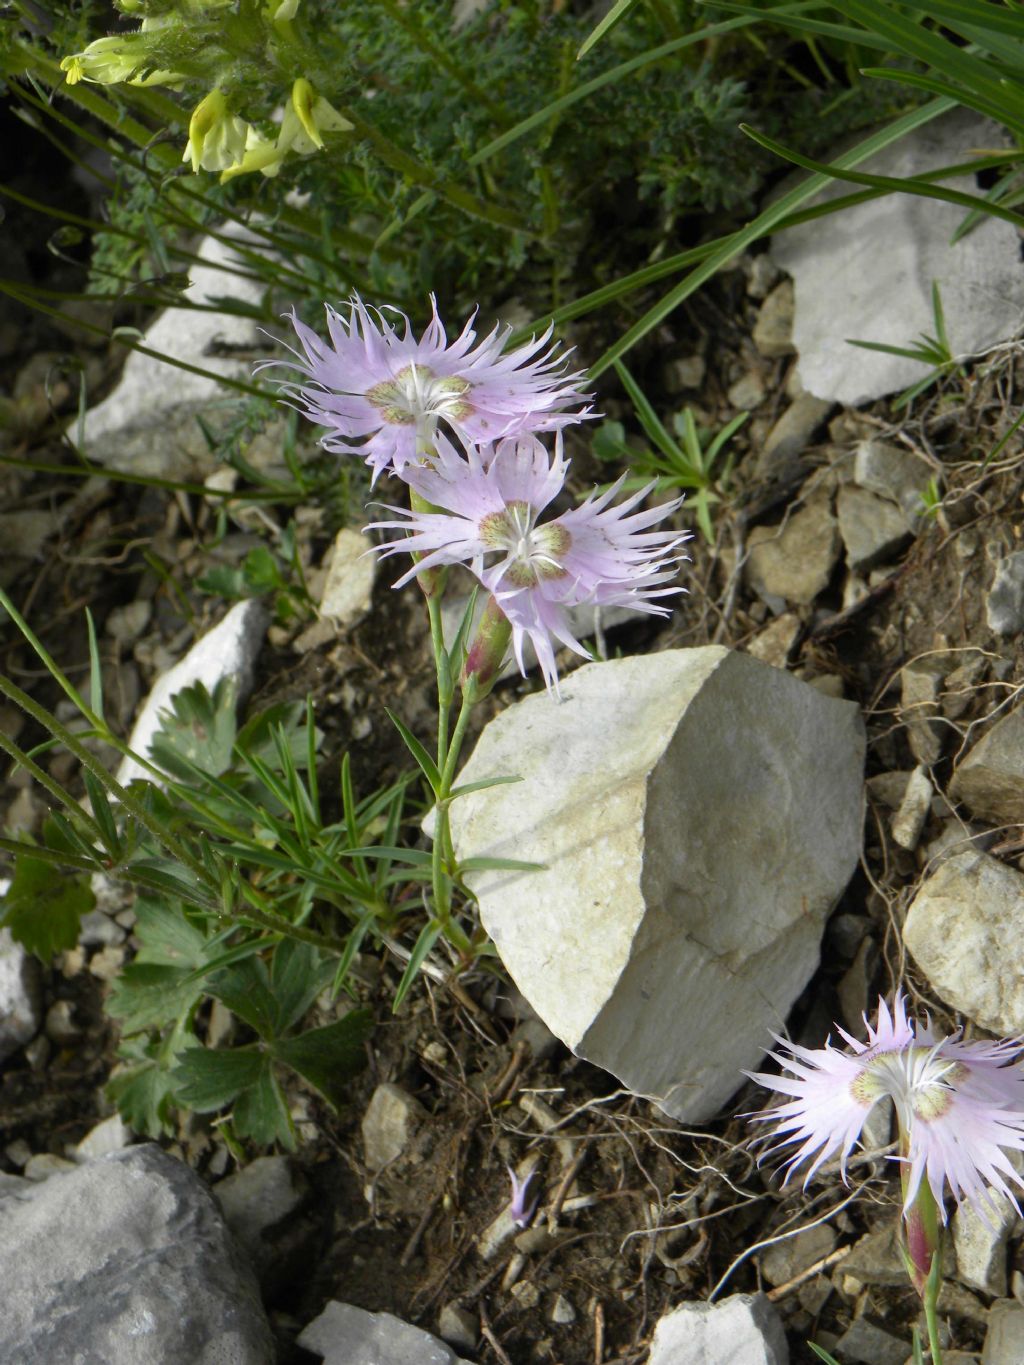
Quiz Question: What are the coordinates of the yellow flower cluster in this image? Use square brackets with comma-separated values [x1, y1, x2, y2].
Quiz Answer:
[184, 81, 352, 181]
[59, 3, 352, 181]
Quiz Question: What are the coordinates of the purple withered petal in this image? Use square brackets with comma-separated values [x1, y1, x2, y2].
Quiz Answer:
[506, 1164, 539, 1230]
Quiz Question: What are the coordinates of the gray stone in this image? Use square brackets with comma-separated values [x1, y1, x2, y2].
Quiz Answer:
[954, 1199, 1013, 1297]
[837, 936, 878, 1034]
[834, 1313, 908, 1365]
[727, 370, 767, 410]
[78, 908, 127, 947]
[648, 1293, 788, 1365]
[747, 253, 782, 300]
[0, 1144, 273, 1363]
[757, 393, 833, 476]
[988, 552, 1024, 636]
[746, 499, 841, 606]
[950, 706, 1024, 825]
[77, 225, 271, 481]
[746, 613, 801, 669]
[943, 654, 988, 720]
[900, 663, 944, 765]
[867, 770, 914, 810]
[984, 1300, 1024, 1364]
[0, 925, 42, 1063]
[840, 1224, 955, 1287]
[837, 485, 913, 573]
[437, 1303, 476, 1353]
[752, 280, 796, 358]
[891, 765, 932, 851]
[664, 354, 706, 392]
[214, 1154, 310, 1289]
[117, 600, 268, 788]
[853, 439, 935, 529]
[298, 1301, 462, 1365]
[772, 109, 1024, 405]
[904, 850, 1024, 1034]
[760, 1223, 836, 1287]
[319, 528, 376, 628]
[445, 649, 864, 1122]
[106, 600, 153, 644]
[550, 1294, 576, 1325]
[361, 1083, 427, 1171]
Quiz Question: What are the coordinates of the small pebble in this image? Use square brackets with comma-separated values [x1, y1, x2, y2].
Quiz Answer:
[45, 999, 82, 1047]
[23, 1153, 76, 1181]
[551, 1294, 576, 1325]
[510, 1281, 540, 1309]
[4, 1138, 31, 1168]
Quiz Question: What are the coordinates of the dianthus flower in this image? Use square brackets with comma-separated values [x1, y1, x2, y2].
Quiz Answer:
[368, 432, 688, 692]
[748, 992, 1024, 1224]
[265, 296, 592, 480]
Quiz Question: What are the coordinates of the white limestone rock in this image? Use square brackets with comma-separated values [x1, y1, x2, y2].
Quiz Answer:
[903, 850, 1024, 1034]
[446, 648, 865, 1121]
[117, 600, 268, 788]
[77, 225, 271, 481]
[648, 1293, 788, 1365]
[772, 110, 1024, 405]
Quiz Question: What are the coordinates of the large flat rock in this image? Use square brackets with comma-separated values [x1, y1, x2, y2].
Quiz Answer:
[447, 648, 865, 1121]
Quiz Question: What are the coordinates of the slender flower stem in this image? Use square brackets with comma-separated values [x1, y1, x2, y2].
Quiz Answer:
[426, 594, 450, 762]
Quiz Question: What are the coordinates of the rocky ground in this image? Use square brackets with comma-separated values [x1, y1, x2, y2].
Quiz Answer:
[2, 109, 1024, 1365]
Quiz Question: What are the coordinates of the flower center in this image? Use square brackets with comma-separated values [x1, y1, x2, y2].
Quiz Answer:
[365, 364, 472, 427]
[479, 501, 571, 587]
[850, 1044, 963, 1122]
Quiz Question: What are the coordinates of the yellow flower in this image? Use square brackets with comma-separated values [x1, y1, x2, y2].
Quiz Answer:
[279, 79, 352, 156]
[182, 90, 252, 175]
[218, 82, 351, 182]
[220, 128, 286, 182]
[60, 36, 144, 86]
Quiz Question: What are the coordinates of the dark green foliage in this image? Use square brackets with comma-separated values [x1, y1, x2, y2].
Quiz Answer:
[1, 831, 96, 959]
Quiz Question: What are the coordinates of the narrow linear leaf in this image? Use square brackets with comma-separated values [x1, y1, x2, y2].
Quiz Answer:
[449, 775, 523, 799]
[393, 921, 443, 1013]
[384, 709, 441, 791]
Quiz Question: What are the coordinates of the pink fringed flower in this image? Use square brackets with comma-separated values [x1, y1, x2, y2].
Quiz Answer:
[368, 431, 688, 692]
[264, 295, 592, 480]
[748, 993, 1024, 1222]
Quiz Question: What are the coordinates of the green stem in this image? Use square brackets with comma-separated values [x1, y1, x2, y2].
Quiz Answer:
[924, 1294, 944, 1365]
[428, 686, 476, 958]
[426, 594, 450, 763]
